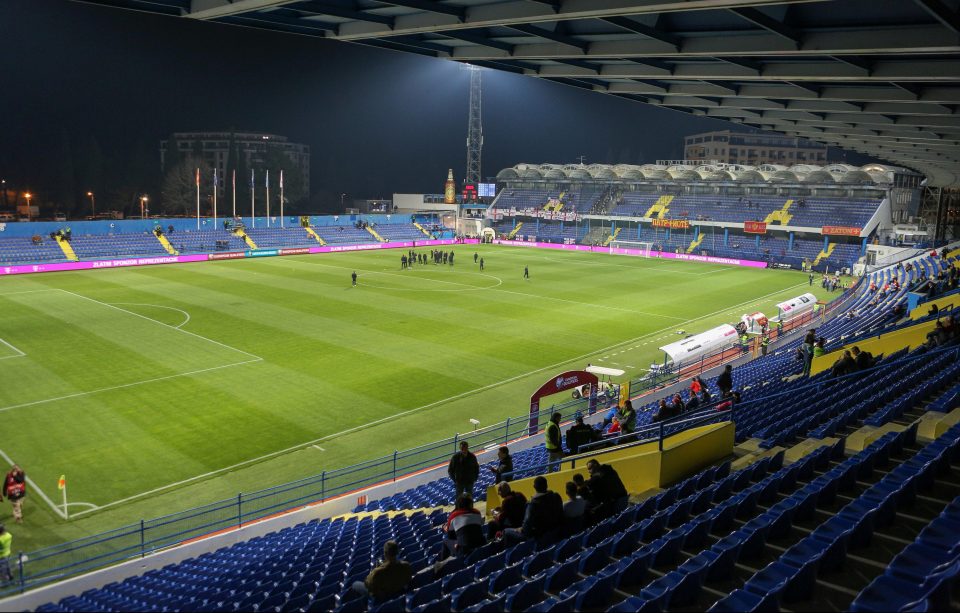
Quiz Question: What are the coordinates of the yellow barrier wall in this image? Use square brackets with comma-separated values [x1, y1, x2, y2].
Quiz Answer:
[484, 422, 733, 517]
[810, 319, 940, 376]
[910, 295, 959, 320]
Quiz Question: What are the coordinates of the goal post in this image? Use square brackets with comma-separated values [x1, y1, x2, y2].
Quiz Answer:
[608, 240, 656, 257]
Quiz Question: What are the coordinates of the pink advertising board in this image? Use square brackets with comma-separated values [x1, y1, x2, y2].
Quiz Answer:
[0, 239, 479, 277]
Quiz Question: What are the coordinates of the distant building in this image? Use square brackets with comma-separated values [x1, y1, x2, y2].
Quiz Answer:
[160, 131, 310, 198]
[684, 130, 827, 165]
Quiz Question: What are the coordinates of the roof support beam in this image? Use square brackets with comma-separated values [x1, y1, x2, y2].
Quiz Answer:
[506, 23, 590, 52]
[728, 6, 802, 45]
[381, 0, 465, 21]
[438, 29, 514, 53]
[914, 0, 960, 34]
[599, 16, 681, 50]
[292, 1, 393, 25]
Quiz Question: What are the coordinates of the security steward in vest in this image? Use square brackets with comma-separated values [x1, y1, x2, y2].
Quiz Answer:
[545, 412, 563, 469]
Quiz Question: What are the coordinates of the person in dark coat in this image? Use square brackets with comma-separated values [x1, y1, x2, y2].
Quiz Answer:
[716, 364, 734, 398]
[487, 482, 527, 538]
[448, 442, 479, 501]
[831, 350, 856, 377]
[488, 446, 514, 483]
[585, 459, 629, 520]
[852, 346, 874, 370]
[565, 414, 599, 455]
[517, 476, 564, 541]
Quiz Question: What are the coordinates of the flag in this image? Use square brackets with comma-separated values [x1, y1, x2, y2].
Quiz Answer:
[195, 168, 200, 186]
[58, 475, 66, 490]
[249, 169, 255, 189]
[265, 169, 270, 189]
[279, 170, 284, 190]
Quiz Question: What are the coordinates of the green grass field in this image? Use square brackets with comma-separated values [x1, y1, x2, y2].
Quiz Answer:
[0, 244, 830, 551]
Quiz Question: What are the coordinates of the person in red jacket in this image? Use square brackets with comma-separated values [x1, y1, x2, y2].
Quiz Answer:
[3, 466, 26, 524]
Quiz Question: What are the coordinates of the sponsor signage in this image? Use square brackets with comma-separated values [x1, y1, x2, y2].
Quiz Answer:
[651, 218, 690, 230]
[744, 221, 767, 234]
[822, 226, 862, 236]
[208, 251, 246, 260]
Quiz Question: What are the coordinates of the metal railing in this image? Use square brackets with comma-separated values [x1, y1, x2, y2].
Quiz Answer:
[3, 389, 618, 597]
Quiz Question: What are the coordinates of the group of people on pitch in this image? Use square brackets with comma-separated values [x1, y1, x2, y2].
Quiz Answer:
[401, 249, 455, 268]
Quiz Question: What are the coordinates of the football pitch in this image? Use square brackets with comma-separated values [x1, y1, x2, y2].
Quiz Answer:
[0, 244, 830, 550]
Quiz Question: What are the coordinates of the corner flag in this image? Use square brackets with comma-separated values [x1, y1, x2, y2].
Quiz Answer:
[58, 475, 66, 490]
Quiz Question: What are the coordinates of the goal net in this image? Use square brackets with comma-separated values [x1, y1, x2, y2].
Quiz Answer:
[608, 240, 656, 257]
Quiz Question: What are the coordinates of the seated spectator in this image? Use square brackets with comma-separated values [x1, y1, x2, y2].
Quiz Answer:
[562, 481, 588, 533]
[507, 476, 563, 543]
[571, 472, 591, 503]
[601, 406, 618, 430]
[831, 350, 856, 377]
[352, 540, 412, 605]
[716, 391, 741, 412]
[852, 346, 874, 370]
[565, 414, 599, 455]
[685, 392, 701, 412]
[605, 416, 621, 436]
[487, 482, 526, 538]
[927, 321, 949, 348]
[671, 393, 685, 414]
[585, 459, 629, 520]
[929, 303, 940, 317]
[699, 386, 712, 405]
[813, 337, 827, 358]
[440, 495, 485, 560]
[488, 446, 513, 484]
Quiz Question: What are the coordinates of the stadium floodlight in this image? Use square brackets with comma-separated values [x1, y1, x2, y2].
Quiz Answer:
[608, 240, 655, 258]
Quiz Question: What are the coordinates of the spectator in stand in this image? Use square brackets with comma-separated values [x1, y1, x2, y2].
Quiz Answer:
[601, 406, 618, 430]
[716, 365, 734, 398]
[506, 476, 563, 543]
[2, 466, 25, 524]
[488, 446, 514, 484]
[671, 393, 685, 414]
[562, 481, 588, 534]
[690, 376, 703, 397]
[352, 540, 412, 605]
[487, 482, 526, 538]
[447, 442, 479, 501]
[440, 495, 485, 560]
[585, 459, 629, 520]
[927, 321, 949, 348]
[571, 472, 591, 503]
[716, 391, 742, 412]
[566, 414, 599, 456]
[813, 338, 827, 358]
[831, 350, 857, 377]
[700, 384, 712, 405]
[686, 391, 701, 412]
[852, 346, 874, 370]
[545, 412, 564, 468]
[619, 400, 637, 436]
[605, 416, 621, 436]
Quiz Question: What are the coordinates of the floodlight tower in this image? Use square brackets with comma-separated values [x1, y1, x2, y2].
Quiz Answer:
[465, 65, 483, 188]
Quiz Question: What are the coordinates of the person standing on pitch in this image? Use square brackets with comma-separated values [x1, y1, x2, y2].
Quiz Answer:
[449, 252, 455, 266]
[474, 252, 478, 263]
[351, 271, 358, 287]
[479, 257, 485, 271]
[448, 442, 480, 501]
[524, 266, 529, 279]
[3, 466, 26, 524]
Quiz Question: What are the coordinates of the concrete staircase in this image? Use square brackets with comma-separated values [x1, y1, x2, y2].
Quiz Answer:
[643, 195, 674, 219]
[603, 226, 622, 246]
[155, 233, 178, 255]
[304, 226, 326, 246]
[413, 222, 434, 239]
[507, 221, 523, 239]
[54, 235, 79, 261]
[365, 225, 387, 243]
[233, 229, 258, 250]
[764, 199, 794, 225]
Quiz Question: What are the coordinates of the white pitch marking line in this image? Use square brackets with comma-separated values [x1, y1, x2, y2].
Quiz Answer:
[0, 337, 26, 360]
[65, 280, 812, 517]
[0, 447, 67, 519]
[312, 445, 326, 452]
[0, 359, 263, 413]
[109, 303, 192, 329]
[58, 289, 261, 360]
[65, 502, 100, 510]
[0, 289, 60, 297]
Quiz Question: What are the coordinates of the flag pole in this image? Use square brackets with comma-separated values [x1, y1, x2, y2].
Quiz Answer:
[266, 170, 271, 228]
[213, 168, 218, 227]
[195, 167, 201, 230]
[232, 169, 236, 219]
[59, 475, 68, 520]
[280, 170, 284, 229]
[250, 169, 255, 229]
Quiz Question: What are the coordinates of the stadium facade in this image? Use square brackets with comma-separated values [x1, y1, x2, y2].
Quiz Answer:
[684, 130, 828, 166]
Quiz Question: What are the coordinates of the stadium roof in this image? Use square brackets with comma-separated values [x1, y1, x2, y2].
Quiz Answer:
[495, 161, 903, 185]
[74, 0, 960, 188]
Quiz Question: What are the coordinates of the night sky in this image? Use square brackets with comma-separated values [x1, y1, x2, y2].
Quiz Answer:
[3, 0, 782, 210]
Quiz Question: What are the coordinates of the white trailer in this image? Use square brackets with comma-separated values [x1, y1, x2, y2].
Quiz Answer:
[652, 324, 740, 372]
[772, 293, 818, 322]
